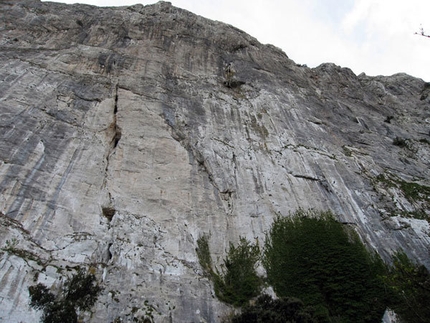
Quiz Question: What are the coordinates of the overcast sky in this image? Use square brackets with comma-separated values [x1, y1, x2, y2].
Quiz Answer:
[43, 0, 430, 81]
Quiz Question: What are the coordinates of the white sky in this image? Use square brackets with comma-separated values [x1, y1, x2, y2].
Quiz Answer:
[42, 0, 430, 81]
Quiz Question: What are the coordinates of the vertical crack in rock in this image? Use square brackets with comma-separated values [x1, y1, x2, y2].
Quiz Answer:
[162, 105, 239, 215]
[102, 84, 121, 222]
[111, 84, 122, 150]
[105, 84, 121, 168]
[163, 118, 234, 213]
[227, 151, 238, 214]
[193, 148, 237, 215]
[219, 151, 238, 215]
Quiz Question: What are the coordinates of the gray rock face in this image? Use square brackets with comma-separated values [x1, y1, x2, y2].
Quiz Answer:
[0, 0, 429, 322]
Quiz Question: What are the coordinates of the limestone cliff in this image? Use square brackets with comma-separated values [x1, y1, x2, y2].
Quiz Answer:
[0, 0, 429, 322]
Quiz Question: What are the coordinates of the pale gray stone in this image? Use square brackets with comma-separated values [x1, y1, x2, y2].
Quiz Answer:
[0, 0, 429, 322]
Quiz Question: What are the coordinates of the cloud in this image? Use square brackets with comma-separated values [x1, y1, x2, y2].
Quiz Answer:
[339, 0, 430, 79]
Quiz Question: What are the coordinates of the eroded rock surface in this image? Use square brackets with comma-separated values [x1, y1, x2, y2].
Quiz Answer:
[0, 0, 429, 322]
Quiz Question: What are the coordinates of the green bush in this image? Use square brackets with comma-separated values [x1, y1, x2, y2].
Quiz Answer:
[263, 209, 390, 322]
[384, 250, 430, 323]
[196, 235, 213, 277]
[29, 268, 102, 323]
[196, 236, 262, 307]
[214, 237, 262, 306]
[28, 283, 55, 310]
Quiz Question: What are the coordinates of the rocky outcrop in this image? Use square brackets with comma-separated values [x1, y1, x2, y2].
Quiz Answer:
[0, 0, 429, 322]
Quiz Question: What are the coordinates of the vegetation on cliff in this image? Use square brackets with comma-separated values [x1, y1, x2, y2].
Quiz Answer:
[230, 294, 319, 323]
[263, 210, 389, 322]
[28, 268, 102, 323]
[198, 209, 430, 323]
[196, 235, 262, 307]
[385, 250, 430, 323]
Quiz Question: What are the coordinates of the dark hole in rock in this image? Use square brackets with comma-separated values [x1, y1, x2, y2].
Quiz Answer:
[223, 79, 245, 89]
[107, 243, 113, 261]
[102, 207, 115, 222]
[113, 129, 121, 148]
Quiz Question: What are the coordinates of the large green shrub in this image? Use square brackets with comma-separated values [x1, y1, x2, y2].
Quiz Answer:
[29, 268, 102, 323]
[263, 209, 390, 322]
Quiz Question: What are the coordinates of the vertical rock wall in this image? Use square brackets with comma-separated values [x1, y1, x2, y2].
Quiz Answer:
[0, 1, 429, 322]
